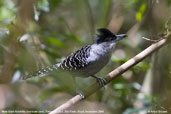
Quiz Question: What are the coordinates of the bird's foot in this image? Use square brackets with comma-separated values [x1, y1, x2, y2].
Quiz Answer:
[96, 77, 107, 87]
[76, 91, 85, 99]
[92, 75, 107, 87]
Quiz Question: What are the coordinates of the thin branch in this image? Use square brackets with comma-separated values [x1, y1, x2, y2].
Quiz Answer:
[142, 37, 163, 42]
[49, 38, 168, 114]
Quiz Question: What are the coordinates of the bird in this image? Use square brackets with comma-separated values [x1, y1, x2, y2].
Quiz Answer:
[22, 28, 127, 97]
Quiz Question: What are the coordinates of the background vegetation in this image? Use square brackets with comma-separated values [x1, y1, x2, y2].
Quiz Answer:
[0, 0, 171, 113]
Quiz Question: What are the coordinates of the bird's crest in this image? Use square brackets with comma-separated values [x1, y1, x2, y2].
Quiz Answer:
[94, 28, 116, 43]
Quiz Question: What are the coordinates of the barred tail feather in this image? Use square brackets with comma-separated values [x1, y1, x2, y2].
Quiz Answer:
[22, 63, 61, 80]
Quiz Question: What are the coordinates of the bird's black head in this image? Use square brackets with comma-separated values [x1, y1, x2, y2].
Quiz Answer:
[94, 28, 127, 44]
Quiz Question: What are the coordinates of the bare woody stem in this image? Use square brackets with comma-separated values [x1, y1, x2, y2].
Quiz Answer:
[49, 38, 168, 114]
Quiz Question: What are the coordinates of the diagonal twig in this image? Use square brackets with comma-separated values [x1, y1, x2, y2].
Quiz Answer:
[49, 38, 168, 114]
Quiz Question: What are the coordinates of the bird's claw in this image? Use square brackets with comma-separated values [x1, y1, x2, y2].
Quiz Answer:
[79, 92, 85, 99]
[96, 77, 107, 88]
[76, 91, 85, 99]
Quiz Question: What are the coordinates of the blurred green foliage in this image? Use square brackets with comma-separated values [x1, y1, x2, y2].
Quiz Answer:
[0, 0, 171, 113]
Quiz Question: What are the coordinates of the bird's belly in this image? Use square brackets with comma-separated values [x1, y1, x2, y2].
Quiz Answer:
[75, 54, 111, 77]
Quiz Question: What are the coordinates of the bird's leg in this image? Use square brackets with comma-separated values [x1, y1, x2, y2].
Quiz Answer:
[73, 76, 85, 99]
[91, 75, 107, 87]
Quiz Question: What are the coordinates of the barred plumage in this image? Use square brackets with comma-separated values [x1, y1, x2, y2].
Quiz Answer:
[60, 45, 91, 71]
[22, 63, 61, 80]
[22, 28, 127, 85]
[22, 45, 91, 80]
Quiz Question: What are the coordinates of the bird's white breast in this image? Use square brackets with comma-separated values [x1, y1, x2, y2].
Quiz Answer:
[87, 42, 115, 62]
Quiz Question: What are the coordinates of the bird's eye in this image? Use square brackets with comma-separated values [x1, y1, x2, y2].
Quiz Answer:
[108, 37, 113, 41]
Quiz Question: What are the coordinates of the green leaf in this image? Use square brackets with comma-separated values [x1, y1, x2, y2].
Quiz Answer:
[136, 12, 142, 22]
[140, 3, 146, 12]
[46, 37, 66, 48]
[136, 3, 147, 22]
[39, 87, 61, 101]
[0, 6, 15, 20]
[114, 83, 126, 89]
[136, 62, 149, 70]
[63, 34, 82, 44]
[48, 0, 62, 9]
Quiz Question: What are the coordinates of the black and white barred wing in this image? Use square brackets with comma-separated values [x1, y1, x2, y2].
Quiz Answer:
[60, 45, 91, 71]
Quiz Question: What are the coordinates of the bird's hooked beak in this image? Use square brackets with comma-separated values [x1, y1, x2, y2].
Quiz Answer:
[115, 34, 127, 41]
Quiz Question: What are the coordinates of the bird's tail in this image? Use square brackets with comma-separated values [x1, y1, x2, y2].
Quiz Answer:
[22, 63, 61, 80]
